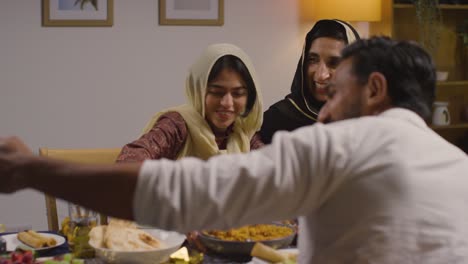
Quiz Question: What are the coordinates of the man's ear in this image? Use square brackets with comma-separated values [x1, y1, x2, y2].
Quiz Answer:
[366, 72, 391, 112]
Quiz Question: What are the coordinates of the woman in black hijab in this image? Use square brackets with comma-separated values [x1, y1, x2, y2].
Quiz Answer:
[260, 19, 360, 143]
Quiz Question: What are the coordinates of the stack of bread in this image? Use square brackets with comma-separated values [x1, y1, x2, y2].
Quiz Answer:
[89, 219, 162, 251]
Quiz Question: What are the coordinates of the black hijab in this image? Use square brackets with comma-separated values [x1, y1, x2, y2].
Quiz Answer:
[260, 19, 360, 144]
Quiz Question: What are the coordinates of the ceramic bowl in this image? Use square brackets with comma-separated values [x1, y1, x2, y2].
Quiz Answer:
[436, 71, 449, 81]
[89, 228, 185, 264]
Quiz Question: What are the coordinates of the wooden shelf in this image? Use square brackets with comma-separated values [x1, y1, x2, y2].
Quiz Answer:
[431, 123, 468, 130]
[430, 123, 468, 146]
[437, 81, 468, 87]
[394, 4, 468, 9]
[387, 0, 468, 148]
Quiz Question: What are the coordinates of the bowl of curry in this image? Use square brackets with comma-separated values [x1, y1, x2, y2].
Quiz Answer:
[198, 224, 296, 256]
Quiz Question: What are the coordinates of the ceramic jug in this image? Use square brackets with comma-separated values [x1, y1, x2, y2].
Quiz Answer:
[432, 101, 451, 126]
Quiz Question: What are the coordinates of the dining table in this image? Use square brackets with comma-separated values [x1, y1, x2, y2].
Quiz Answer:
[0, 231, 257, 264]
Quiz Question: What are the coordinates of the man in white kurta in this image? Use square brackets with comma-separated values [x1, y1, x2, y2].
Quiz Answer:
[135, 108, 468, 263]
[1, 37, 468, 263]
[132, 37, 468, 263]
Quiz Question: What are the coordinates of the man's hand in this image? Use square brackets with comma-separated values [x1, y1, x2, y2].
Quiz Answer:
[0, 136, 33, 193]
[0, 136, 32, 155]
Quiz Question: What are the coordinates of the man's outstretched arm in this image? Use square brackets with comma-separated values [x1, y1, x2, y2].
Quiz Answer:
[0, 136, 140, 220]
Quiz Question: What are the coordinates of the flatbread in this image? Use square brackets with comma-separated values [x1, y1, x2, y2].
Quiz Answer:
[89, 219, 161, 251]
[89, 225, 107, 248]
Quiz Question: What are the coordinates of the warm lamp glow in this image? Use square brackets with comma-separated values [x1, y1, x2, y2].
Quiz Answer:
[312, 0, 382, 22]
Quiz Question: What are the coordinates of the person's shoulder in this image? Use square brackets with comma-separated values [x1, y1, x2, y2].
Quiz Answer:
[160, 111, 184, 121]
[264, 98, 308, 122]
[288, 117, 379, 140]
[154, 111, 188, 133]
[263, 99, 292, 124]
[315, 116, 386, 132]
[156, 111, 188, 126]
[306, 114, 411, 146]
[265, 98, 292, 112]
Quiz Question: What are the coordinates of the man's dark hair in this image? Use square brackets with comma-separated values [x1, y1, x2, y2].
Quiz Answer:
[342, 36, 436, 121]
[208, 55, 257, 117]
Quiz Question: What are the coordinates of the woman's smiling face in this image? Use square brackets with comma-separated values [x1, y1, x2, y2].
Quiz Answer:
[306, 37, 346, 102]
[204, 68, 248, 133]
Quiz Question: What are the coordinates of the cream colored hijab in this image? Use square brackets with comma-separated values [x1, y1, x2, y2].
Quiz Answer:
[143, 43, 263, 160]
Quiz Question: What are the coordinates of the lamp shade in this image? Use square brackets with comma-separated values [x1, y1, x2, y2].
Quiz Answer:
[312, 0, 382, 22]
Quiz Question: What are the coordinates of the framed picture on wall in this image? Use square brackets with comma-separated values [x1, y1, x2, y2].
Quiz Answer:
[42, 0, 113, 27]
[159, 0, 224, 26]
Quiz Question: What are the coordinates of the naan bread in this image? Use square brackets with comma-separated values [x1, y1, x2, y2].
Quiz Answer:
[107, 219, 137, 229]
[89, 219, 161, 251]
[105, 227, 160, 251]
[89, 225, 107, 248]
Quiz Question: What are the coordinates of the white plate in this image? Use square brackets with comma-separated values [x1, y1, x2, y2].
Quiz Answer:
[250, 248, 299, 264]
[1, 232, 66, 252]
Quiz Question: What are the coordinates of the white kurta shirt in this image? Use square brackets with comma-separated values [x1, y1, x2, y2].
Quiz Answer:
[134, 108, 468, 263]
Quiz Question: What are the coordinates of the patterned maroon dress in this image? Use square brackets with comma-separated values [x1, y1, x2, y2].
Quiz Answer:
[116, 111, 264, 162]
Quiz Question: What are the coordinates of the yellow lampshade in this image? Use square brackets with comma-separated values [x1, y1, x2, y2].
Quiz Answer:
[312, 0, 382, 22]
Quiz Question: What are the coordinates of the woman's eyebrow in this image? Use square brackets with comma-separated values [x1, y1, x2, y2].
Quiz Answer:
[207, 84, 246, 89]
[328, 56, 341, 62]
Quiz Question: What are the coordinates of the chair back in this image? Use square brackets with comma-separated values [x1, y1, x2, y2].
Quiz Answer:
[38, 147, 121, 231]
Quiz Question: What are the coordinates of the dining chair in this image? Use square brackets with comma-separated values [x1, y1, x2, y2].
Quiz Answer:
[38, 147, 122, 232]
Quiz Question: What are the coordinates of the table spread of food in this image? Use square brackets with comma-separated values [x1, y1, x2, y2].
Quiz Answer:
[0, 221, 298, 264]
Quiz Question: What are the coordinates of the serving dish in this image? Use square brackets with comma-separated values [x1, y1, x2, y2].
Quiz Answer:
[198, 224, 296, 256]
[89, 228, 185, 264]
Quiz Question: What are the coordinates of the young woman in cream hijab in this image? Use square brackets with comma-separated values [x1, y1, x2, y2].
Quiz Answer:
[116, 44, 263, 252]
[117, 43, 263, 162]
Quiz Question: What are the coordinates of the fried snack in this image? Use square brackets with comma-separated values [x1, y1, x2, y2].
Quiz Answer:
[26, 230, 56, 246]
[251, 242, 287, 263]
[251, 243, 298, 264]
[17, 230, 56, 248]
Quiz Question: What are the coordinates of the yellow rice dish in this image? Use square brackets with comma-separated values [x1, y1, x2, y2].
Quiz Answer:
[203, 224, 294, 242]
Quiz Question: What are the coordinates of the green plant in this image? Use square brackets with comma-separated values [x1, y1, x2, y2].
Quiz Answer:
[412, 0, 443, 56]
[457, 19, 468, 46]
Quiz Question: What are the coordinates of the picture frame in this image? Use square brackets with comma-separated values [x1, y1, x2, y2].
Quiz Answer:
[159, 0, 224, 26]
[42, 0, 113, 27]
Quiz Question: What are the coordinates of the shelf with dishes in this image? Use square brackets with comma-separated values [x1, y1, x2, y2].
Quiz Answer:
[391, 1, 468, 82]
[437, 80, 468, 87]
[430, 123, 468, 152]
[431, 123, 468, 130]
[367, 0, 468, 152]
[394, 4, 468, 9]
